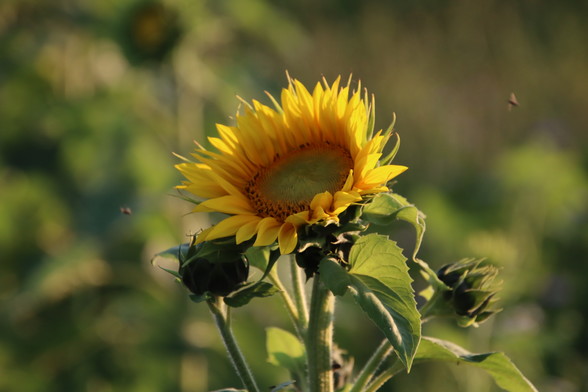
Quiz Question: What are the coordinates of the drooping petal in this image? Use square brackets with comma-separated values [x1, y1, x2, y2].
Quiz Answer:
[254, 217, 282, 247]
[278, 223, 298, 254]
[203, 215, 260, 241]
[236, 217, 263, 244]
[310, 191, 334, 212]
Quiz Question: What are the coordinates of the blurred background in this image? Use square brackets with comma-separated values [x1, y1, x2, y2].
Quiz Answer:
[1, 0, 587, 391]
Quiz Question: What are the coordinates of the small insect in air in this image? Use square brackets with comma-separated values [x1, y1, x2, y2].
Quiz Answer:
[507, 92, 519, 111]
[120, 206, 132, 215]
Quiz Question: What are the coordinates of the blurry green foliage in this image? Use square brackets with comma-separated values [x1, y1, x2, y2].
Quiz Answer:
[1, 0, 587, 391]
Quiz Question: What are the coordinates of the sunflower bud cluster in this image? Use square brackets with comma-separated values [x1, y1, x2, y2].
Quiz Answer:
[434, 259, 502, 327]
[295, 205, 367, 279]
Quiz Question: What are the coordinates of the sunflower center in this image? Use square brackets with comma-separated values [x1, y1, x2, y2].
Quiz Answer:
[245, 144, 353, 221]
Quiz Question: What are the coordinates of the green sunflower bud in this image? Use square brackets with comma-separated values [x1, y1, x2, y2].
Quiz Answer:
[179, 238, 249, 298]
[431, 259, 501, 327]
[296, 224, 363, 279]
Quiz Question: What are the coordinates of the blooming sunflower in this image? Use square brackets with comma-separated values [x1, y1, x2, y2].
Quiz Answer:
[176, 76, 407, 254]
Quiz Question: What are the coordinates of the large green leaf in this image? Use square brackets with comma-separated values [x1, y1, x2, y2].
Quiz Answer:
[320, 234, 421, 370]
[266, 327, 306, 375]
[362, 193, 444, 287]
[415, 337, 537, 392]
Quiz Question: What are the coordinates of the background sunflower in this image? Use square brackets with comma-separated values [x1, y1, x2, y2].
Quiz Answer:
[1, 0, 587, 391]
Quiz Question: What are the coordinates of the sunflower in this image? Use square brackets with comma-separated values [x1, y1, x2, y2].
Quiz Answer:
[176, 76, 407, 254]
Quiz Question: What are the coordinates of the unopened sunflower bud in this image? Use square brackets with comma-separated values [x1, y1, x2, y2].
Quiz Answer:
[179, 238, 249, 297]
[435, 259, 501, 327]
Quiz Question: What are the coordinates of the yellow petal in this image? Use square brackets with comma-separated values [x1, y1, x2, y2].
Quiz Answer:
[175, 163, 226, 198]
[236, 217, 262, 244]
[254, 217, 281, 246]
[332, 191, 362, 214]
[310, 191, 333, 211]
[207, 170, 244, 197]
[341, 170, 355, 192]
[357, 165, 408, 188]
[206, 215, 260, 241]
[285, 211, 311, 226]
[208, 136, 234, 155]
[312, 206, 330, 221]
[278, 223, 298, 254]
[355, 153, 381, 180]
[194, 195, 254, 215]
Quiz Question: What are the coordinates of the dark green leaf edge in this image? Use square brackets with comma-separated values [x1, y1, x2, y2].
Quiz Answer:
[411, 337, 538, 392]
[224, 281, 279, 307]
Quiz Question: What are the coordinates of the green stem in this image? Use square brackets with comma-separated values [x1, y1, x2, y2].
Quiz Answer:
[349, 339, 394, 392]
[306, 276, 335, 392]
[207, 297, 261, 392]
[268, 269, 304, 339]
[290, 256, 309, 331]
[364, 359, 404, 392]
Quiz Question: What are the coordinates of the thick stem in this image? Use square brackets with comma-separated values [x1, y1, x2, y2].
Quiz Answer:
[207, 298, 261, 392]
[349, 339, 394, 392]
[290, 256, 309, 331]
[306, 276, 335, 392]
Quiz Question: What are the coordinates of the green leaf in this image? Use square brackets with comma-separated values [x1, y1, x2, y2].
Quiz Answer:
[151, 243, 189, 278]
[362, 193, 425, 259]
[362, 193, 443, 286]
[209, 389, 247, 392]
[244, 245, 280, 281]
[266, 327, 306, 375]
[415, 337, 537, 392]
[151, 242, 190, 264]
[319, 234, 421, 370]
[223, 281, 279, 307]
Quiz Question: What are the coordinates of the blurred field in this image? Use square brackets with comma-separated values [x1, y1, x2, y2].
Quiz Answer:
[1, 0, 587, 391]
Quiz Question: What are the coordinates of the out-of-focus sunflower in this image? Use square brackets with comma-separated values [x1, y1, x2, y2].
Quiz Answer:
[176, 76, 407, 254]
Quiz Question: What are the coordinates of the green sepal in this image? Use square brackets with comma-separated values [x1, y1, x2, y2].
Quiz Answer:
[379, 132, 400, 166]
[189, 293, 210, 303]
[151, 242, 190, 279]
[224, 281, 279, 307]
[151, 242, 190, 264]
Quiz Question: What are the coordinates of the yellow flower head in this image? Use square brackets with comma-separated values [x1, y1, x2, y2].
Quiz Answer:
[176, 76, 407, 254]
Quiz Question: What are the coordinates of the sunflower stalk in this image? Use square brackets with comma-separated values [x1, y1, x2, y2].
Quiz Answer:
[207, 297, 261, 392]
[268, 268, 305, 339]
[306, 276, 335, 392]
[290, 256, 309, 331]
